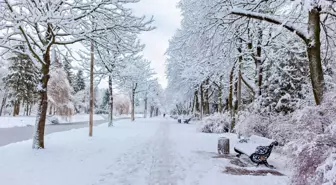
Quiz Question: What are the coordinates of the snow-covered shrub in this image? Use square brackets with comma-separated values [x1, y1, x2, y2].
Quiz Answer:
[284, 93, 336, 185]
[198, 113, 230, 133]
[236, 112, 271, 138]
[314, 152, 336, 185]
[236, 93, 336, 185]
[289, 126, 336, 185]
[289, 132, 335, 185]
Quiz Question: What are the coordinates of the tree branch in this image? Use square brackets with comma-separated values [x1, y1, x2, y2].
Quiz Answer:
[230, 8, 308, 42]
[241, 76, 255, 96]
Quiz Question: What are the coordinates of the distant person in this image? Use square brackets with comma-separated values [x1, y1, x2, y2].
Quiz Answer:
[163, 113, 166, 117]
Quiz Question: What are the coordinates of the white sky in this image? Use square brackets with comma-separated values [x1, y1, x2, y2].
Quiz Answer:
[129, 0, 182, 88]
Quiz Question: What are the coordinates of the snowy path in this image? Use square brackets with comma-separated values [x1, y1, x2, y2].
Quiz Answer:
[94, 119, 181, 185]
[0, 118, 290, 185]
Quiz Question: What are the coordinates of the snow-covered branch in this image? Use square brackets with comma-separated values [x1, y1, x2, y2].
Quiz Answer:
[230, 8, 308, 42]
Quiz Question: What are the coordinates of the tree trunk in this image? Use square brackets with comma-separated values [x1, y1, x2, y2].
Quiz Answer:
[189, 99, 192, 115]
[0, 91, 7, 116]
[191, 94, 195, 113]
[22, 101, 25, 116]
[108, 74, 113, 127]
[23, 101, 26, 116]
[53, 106, 56, 115]
[49, 104, 52, 115]
[218, 76, 223, 113]
[17, 101, 20, 115]
[236, 41, 243, 138]
[89, 40, 94, 136]
[256, 27, 263, 97]
[195, 90, 200, 113]
[200, 84, 204, 119]
[29, 103, 32, 116]
[237, 73, 242, 110]
[150, 106, 154, 117]
[14, 101, 20, 116]
[237, 40, 243, 112]
[231, 79, 239, 132]
[27, 103, 30, 116]
[307, 7, 324, 105]
[13, 103, 16, 116]
[24, 101, 28, 116]
[131, 87, 135, 121]
[225, 98, 229, 111]
[144, 96, 148, 118]
[204, 79, 210, 115]
[32, 61, 50, 149]
[192, 90, 198, 114]
[228, 62, 237, 112]
[25, 103, 27, 116]
[245, 35, 257, 99]
[228, 62, 237, 132]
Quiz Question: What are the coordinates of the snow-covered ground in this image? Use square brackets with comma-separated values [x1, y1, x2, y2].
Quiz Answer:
[0, 118, 290, 185]
[0, 114, 105, 128]
[57, 114, 107, 123]
[0, 114, 144, 128]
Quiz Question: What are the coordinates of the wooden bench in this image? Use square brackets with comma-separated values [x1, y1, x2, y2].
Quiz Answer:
[177, 117, 191, 124]
[183, 118, 191, 124]
[233, 135, 278, 168]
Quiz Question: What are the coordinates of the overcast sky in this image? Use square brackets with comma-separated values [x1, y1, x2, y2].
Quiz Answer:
[130, 0, 182, 88]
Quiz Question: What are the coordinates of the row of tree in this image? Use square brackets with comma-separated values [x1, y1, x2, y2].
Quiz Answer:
[0, 43, 164, 120]
[166, 2, 336, 184]
[0, 0, 163, 149]
[166, 0, 336, 126]
[0, 46, 91, 116]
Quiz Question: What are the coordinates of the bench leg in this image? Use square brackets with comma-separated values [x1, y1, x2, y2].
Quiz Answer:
[234, 148, 244, 158]
[263, 161, 275, 169]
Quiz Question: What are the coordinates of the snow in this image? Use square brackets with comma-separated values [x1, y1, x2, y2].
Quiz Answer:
[0, 118, 290, 185]
[315, 152, 336, 185]
[234, 135, 275, 156]
[198, 113, 230, 133]
[0, 116, 42, 128]
[230, 8, 308, 40]
[57, 114, 106, 123]
[0, 114, 106, 128]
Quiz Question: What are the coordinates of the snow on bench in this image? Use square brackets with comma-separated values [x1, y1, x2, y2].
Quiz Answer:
[177, 116, 192, 124]
[234, 135, 275, 156]
[234, 135, 278, 168]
